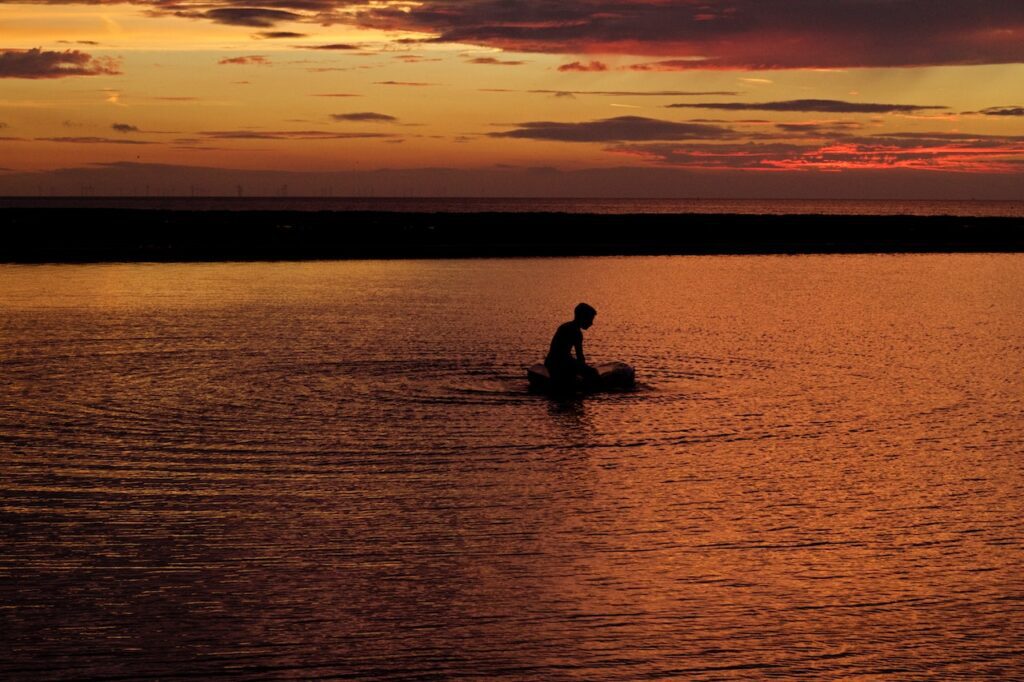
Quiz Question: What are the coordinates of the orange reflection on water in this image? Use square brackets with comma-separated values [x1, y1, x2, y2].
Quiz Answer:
[1, 255, 1022, 678]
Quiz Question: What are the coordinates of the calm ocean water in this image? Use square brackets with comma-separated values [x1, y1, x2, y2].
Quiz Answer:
[2, 196, 1024, 217]
[2, 255, 1022, 679]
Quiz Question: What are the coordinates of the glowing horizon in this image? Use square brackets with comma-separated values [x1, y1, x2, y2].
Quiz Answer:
[1, 1, 1023, 197]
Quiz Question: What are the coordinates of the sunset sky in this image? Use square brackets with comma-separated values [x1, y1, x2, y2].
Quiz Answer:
[2, 1, 1024, 197]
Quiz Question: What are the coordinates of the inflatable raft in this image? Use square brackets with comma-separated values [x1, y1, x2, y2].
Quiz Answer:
[527, 361, 636, 394]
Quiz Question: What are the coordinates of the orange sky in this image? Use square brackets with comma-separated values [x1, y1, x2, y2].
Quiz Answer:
[1, 1, 1023, 197]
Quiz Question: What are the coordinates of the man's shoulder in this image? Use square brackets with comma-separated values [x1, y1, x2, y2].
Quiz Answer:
[557, 321, 582, 340]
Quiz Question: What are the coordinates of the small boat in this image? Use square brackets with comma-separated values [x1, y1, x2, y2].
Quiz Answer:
[527, 361, 636, 394]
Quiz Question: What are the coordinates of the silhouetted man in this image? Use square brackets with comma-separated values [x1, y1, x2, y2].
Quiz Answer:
[545, 303, 599, 393]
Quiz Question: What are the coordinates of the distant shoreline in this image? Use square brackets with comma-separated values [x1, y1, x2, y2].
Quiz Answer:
[2, 207, 1022, 263]
[3, 196, 1024, 218]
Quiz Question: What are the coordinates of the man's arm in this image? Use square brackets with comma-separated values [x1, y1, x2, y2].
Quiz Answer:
[574, 335, 599, 381]
[574, 335, 587, 368]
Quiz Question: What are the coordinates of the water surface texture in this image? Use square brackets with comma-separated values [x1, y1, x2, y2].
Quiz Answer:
[2, 255, 1022, 679]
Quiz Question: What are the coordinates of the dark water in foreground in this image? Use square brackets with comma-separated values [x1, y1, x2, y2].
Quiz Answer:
[2, 256, 1023, 679]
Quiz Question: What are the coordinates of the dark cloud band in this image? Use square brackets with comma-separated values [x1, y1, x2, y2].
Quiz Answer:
[331, 112, 398, 122]
[23, 1, 1024, 69]
[491, 116, 735, 142]
[202, 8, 301, 27]
[668, 99, 947, 114]
[0, 48, 120, 79]
[977, 106, 1024, 117]
[347, 0, 1024, 68]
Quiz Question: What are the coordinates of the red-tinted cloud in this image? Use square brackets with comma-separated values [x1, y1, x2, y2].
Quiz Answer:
[348, 1, 1024, 68]
[0, 48, 120, 79]
[613, 133, 1024, 173]
[28, 1, 1024, 69]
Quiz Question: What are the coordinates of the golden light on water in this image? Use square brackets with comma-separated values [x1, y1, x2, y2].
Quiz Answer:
[2, 255, 1022, 677]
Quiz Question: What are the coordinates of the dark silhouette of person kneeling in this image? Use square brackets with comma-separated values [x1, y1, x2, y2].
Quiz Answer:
[545, 303, 599, 394]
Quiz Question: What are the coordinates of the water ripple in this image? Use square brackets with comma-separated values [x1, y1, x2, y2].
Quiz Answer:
[2, 255, 1022, 680]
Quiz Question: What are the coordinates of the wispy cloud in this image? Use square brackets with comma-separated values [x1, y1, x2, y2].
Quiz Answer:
[468, 57, 525, 66]
[558, 61, 607, 72]
[200, 129, 394, 140]
[668, 99, 947, 114]
[395, 55, 442, 63]
[374, 80, 437, 87]
[627, 59, 711, 72]
[112, 123, 140, 133]
[872, 131, 1024, 142]
[529, 89, 738, 98]
[36, 136, 154, 145]
[775, 121, 863, 135]
[254, 31, 307, 39]
[331, 112, 398, 122]
[218, 55, 271, 66]
[300, 43, 360, 50]
[975, 106, 1024, 117]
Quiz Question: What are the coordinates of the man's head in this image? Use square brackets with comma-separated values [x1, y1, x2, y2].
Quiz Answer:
[574, 302, 597, 329]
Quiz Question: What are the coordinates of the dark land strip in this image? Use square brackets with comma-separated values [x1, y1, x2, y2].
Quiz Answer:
[2, 208, 1022, 262]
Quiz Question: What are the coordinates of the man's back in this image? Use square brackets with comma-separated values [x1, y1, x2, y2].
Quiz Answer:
[547, 320, 582, 364]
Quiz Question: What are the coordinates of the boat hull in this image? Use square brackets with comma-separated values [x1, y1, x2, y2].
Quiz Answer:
[527, 361, 636, 394]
